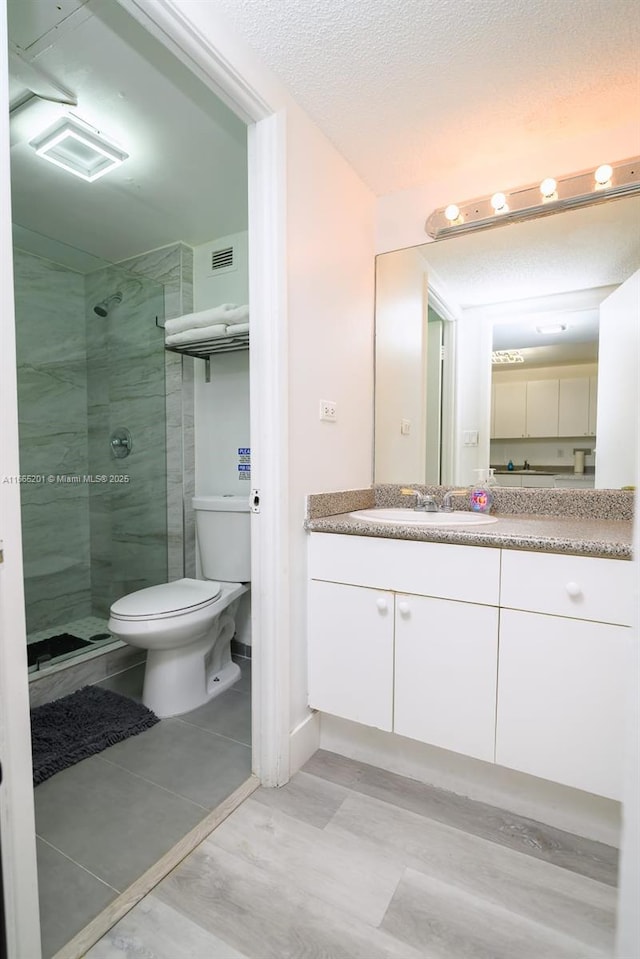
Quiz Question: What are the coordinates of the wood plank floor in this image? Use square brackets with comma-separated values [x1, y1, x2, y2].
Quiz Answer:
[87, 749, 618, 959]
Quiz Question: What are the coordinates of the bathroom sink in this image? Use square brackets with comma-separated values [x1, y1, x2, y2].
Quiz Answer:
[349, 508, 498, 526]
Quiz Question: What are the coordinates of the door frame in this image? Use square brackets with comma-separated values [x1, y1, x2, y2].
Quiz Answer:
[0, 4, 42, 956]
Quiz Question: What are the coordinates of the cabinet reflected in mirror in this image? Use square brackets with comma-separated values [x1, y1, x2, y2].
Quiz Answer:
[374, 195, 640, 489]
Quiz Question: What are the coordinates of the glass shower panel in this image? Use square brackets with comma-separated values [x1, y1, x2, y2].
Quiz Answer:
[13, 228, 167, 669]
[85, 264, 168, 616]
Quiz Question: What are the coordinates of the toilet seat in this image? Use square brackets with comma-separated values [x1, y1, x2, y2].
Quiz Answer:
[110, 578, 222, 622]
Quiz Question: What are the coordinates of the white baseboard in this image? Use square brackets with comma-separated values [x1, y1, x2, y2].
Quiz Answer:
[289, 710, 321, 776]
[319, 714, 622, 847]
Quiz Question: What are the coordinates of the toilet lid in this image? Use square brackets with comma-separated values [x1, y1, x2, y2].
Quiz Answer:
[110, 578, 222, 619]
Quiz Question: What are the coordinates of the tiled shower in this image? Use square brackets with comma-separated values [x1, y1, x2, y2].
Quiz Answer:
[13, 239, 195, 670]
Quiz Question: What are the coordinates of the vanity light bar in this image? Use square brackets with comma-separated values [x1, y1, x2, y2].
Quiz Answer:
[426, 157, 640, 239]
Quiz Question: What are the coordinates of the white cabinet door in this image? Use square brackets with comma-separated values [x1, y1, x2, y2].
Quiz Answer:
[558, 377, 589, 436]
[308, 580, 394, 730]
[495, 474, 522, 487]
[496, 609, 631, 799]
[588, 375, 598, 435]
[521, 474, 555, 488]
[525, 379, 559, 437]
[394, 593, 499, 762]
[493, 382, 526, 438]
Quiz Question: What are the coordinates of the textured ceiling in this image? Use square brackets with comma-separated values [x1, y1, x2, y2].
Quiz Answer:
[210, 0, 640, 195]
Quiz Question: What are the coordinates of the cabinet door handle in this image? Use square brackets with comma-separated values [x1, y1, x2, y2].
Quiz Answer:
[565, 581, 582, 598]
[376, 597, 388, 613]
[398, 600, 410, 617]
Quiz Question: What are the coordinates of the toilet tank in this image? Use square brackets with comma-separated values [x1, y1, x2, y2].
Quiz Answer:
[192, 496, 251, 582]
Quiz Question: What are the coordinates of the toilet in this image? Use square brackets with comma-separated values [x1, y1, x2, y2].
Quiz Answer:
[108, 495, 251, 718]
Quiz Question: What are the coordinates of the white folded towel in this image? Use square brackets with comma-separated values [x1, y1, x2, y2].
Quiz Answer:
[165, 324, 229, 346]
[224, 305, 249, 326]
[164, 304, 239, 335]
[227, 322, 249, 335]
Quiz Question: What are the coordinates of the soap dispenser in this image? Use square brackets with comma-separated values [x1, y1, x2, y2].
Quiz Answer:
[470, 469, 494, 514]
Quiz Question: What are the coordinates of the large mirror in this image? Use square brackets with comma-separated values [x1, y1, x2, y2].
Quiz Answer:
[374, 194, 640, 489]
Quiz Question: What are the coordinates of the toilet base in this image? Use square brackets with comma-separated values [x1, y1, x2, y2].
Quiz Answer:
[206, 658, 241, 697]
[140, 589, 246, 718]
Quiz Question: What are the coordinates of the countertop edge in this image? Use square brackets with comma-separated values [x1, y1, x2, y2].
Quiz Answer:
[304, 515, 633, 561]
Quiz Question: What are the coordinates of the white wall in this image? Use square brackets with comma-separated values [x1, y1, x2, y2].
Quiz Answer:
[193, 230, 251, 496]
[596, 271, 639, 489]
[285, 107, 376, 725]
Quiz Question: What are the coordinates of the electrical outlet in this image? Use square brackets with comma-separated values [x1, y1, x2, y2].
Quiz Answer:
[320, 400, 337, 422]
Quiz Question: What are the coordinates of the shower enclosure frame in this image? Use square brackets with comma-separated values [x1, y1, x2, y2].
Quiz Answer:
[0, 2, 290, 955]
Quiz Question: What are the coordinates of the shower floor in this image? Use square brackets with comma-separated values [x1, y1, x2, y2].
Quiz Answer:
[28, 616, 117, 674]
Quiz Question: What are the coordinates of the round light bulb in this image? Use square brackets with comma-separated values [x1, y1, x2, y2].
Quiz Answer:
[594, 164, 613, 186]
[490, 192, 507, 212]
[540, 177, 557, 198]
[444, 203, 460, 222]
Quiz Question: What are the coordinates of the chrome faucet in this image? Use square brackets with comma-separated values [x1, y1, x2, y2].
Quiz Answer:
[441, 488, 469, 512]
[400, 488, 439, 512]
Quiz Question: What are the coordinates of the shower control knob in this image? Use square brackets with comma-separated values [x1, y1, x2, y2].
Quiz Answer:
[376, 597, 388, 613]
[110, 427, 132, 459]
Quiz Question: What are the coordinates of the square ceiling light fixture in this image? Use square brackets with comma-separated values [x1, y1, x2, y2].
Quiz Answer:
[29, 115, 128, 182]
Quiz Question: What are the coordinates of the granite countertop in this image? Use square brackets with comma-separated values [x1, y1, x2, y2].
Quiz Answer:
[305, 487, 634, 560]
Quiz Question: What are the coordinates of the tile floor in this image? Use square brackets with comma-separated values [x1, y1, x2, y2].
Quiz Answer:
[87, 749, 618, 959]
[35, 657, 252, 958]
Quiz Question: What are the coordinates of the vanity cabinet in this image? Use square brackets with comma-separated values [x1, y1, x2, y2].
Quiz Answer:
[307, 579, 394, 730]
[307, 533, 632, 799]
[496, 609, 630, 799]
[394, 594, 498, 762]
[307, 534, 501, 756]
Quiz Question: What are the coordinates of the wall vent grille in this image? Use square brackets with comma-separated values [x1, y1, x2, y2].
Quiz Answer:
[210, 246, 234, 273]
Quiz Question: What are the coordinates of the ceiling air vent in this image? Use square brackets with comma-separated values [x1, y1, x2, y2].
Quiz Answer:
[209, 245, 236, 275]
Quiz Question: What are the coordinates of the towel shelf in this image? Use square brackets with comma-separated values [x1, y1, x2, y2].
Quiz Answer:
[165, 330, 249, 382]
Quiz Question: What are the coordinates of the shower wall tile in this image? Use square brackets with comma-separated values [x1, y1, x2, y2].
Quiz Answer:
[13, 250, 91, 632]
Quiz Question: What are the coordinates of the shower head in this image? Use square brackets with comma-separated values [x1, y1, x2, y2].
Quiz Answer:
[94, 292, 123, 317]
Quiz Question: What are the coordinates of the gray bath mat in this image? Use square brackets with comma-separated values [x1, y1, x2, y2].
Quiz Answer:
[31, 685, 159, 786]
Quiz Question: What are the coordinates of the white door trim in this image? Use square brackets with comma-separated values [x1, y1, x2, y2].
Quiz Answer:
[0, 3, 42, 955]
[115, 0, 291, 785]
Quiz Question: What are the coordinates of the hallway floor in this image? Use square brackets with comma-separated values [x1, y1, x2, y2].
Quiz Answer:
[35, 657, 252, 958]
[86, 749, 617, 959]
